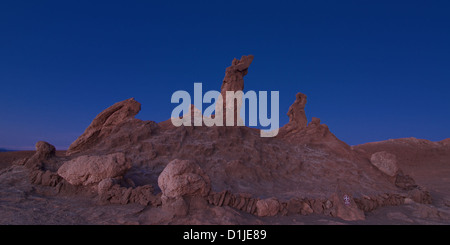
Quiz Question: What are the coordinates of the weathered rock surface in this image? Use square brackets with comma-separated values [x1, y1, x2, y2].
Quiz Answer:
[370, 151, 399, 177]
[158, 159, 211, 198]
[57, 153, 131, 186]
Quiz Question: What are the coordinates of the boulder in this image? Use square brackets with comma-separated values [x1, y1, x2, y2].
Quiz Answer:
[57, 153, 131, 186]
[370, 151, 399, 177]
[256, 198, 280, 217]
[158, 159, 211, 198]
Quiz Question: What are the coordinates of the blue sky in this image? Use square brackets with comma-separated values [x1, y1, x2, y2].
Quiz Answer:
[1, 1, 449, 149]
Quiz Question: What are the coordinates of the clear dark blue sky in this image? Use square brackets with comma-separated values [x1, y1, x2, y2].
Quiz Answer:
[1, 1, 449, 149]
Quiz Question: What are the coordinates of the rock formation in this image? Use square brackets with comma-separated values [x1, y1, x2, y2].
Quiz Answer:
[281, 92, 308, 133]
[57, 153, 131, 186]
[13, 141, 70, 190]
[158, 159, 211, 198]
[370, 151, 399, 177]
[35, 141, 56, 160]
[218, 55, 254, 124]
[98, 180, 161, 206]
[3, 55, 447, 224]
[256, 198, 281, 217]
[66, 98, 143, 155]
[330, 183, 365, 221]
[440, 138, 450, 146]
[278, 95, 351, 158]
[221, 55, 254, 97]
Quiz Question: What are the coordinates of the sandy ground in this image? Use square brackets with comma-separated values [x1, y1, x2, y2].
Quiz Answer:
[0, 151, 449, 225]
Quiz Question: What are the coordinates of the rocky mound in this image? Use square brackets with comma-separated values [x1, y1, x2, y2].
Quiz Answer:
[3, 55, 447, 223]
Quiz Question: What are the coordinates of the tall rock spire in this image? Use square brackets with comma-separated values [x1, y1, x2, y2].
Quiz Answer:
[218, 55, 254, 125]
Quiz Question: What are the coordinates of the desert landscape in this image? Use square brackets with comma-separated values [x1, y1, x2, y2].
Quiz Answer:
[1, 55, 449, 225]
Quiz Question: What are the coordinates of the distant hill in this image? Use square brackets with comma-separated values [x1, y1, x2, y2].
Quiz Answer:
[0, 148, 13, 152]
